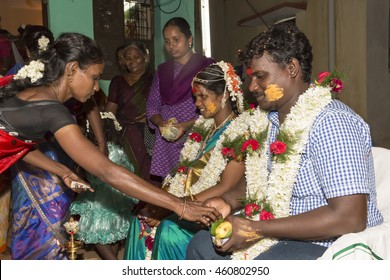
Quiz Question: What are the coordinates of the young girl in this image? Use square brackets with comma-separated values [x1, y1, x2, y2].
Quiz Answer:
[70, 112, 138, 260]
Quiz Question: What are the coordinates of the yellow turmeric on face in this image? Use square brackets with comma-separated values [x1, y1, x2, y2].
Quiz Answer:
[264, 84, 284, 102]
[205, 101, 217, 113]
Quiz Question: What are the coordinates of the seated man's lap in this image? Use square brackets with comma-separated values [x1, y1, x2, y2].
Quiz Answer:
[254, 240, 327, 260]
[186, 230, 327, 260]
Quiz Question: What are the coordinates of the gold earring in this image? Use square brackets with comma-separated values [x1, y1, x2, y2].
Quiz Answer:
[68, 74, 73, 83]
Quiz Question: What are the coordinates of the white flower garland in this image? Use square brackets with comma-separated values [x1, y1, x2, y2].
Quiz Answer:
[217, 61, 245, 113]
[141, 85, 333, 260]
[38, 35, 50, 52]
[86, 111, 122, 132]
[165, 116, 216, 197]
[165, 109, 268, 198]
[231, 85, 333, 260]
[14, 60, 44, 83]
[146, 116, 217, 259]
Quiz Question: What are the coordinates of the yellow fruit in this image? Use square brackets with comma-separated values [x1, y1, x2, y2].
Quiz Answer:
[215, 221, 232, 239]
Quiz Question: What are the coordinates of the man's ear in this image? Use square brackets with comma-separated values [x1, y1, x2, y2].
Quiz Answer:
[288, 58, 300, 78]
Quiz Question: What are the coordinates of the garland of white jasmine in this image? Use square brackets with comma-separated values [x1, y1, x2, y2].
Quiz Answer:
[140, 116, 217, 259]
[165, 108, 268, 198]
[231, 85, 332, 260]
[164, 116, 221, 197]
[86, 111, 122, 132]
[145, 85, 331, 260]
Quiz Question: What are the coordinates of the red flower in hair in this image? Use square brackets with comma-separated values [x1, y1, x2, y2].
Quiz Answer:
[0, 75, 14, 87]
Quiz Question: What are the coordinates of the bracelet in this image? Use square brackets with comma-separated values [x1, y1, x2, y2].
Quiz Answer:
[61, 170, 73, 181]
[178, 198, 187, 220]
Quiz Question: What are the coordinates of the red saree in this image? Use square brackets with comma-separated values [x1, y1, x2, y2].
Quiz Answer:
[0, 130, 36, 173]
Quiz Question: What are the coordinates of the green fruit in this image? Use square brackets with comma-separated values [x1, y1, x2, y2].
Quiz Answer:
[210, 219, 224, 236]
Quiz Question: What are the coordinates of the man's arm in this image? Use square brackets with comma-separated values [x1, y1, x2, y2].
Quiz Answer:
[204, 175, 247, 218]
[217, 193, 367, 253]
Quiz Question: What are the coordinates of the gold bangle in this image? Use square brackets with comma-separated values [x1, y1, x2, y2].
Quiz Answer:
[61, 170, 73, 181]
[178, 198, 187, 220]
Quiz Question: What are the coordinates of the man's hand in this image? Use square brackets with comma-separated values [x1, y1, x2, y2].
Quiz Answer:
[215, 215, 263, 253]
[204, 197, 232, 218]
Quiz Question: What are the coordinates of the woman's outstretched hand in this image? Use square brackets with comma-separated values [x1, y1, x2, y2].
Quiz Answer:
[62, 170, 94, 193]
[179, 199, 222, 226]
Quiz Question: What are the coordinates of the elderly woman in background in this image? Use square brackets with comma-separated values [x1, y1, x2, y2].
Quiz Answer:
[105, 41, 155, 184]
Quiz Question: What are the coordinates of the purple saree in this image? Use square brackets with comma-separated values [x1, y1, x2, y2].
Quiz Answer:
[146, 54, 215, 178]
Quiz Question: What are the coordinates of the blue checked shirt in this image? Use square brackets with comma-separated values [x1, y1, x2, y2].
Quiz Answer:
[267, 100, 383, 247]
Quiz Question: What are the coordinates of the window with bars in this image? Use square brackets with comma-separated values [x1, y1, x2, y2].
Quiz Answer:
[93, 0, 154, 79]
[124, 0, 153, 40]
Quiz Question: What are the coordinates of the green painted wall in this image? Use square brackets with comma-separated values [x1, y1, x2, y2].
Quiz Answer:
[46, 0, 110, 93]
[45, 0, 195, 94]
[47, 0, 94, 38]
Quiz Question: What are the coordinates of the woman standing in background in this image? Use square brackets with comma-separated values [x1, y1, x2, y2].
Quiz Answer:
[146, 17, 215, 183]
[105, 41, 155, 184]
